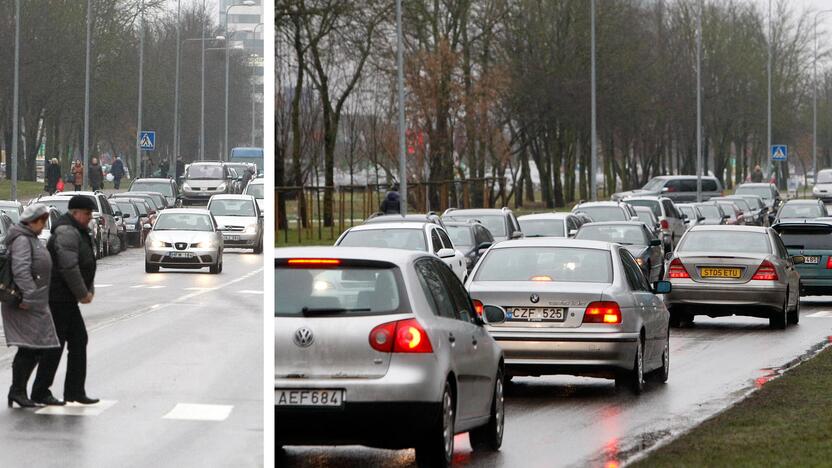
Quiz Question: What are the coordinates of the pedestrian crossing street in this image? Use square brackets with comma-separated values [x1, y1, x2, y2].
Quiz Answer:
[33, 400, 234, 421]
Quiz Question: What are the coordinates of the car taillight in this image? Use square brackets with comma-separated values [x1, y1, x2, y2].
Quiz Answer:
[660, 219, 669, 230]
[752, 260, 778, 281]
[368, 319, 433, 354]
[583, 301, 622, 324]
[472, 299, 484, 316]
[287, 258, 340, 266]
[668, 258, 690, 278]
[827, 257, 832, 269]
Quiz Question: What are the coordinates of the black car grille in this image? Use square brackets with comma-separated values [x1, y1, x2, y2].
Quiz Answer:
[174, 242, 188, 250]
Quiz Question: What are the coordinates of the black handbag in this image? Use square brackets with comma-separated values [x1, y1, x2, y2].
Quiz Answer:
[0, 240, 34, 308]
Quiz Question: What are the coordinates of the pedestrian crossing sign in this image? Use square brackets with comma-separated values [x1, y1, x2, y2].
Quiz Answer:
[771, 145, 787, 161]
[139, 131, 156, 151]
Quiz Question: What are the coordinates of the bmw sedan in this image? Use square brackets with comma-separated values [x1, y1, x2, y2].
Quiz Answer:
[665, 225, 802, 329]
[144, 208, 224, 274]
[276, 247, 507, 466]
[466, 238, 671, 394]
[207, 194, 264, 253]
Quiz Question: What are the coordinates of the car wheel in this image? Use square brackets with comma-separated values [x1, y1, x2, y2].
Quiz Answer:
[254, 237, 263, 254]
[415, 382, 455, 468]
[647, 332, 670, 384]
[788, 288, 801, 325]
[145, 261, 159, 273]
[616, 338, 644, 395]
[209, 262, 220, 274]
[769, 292, 788, 330]
[469, 368, 504, 451]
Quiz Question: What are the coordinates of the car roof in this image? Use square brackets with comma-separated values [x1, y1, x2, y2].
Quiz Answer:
[689, 225, 769, 233]
[652, 175, 718, 180]
[209, 194, 256, 200]
[189, 161, 224, 166]
[443, 221, 481, 228]
[157, 208, 211, 215]
[581, 221, 648, 227]
[55, 191, 98, 196]
[348, 222, 427, 232]
[444, 209, 508, 216]
[782, 199, 820, 204]
[491, 237, 615, 250]
[623, 196, 666, 202]
[517, 213, 571, 220]
[574, 201, 626, 208]
[275, 246, 430, 264]
[737, 183, 775, 188]
[133, 178, 173, 183]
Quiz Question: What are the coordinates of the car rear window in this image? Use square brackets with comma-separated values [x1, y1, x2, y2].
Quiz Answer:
[696, 204, 720, 218]
[275, 267, 402, 316]
[446, 226, 474, 247]
[678, 231, 771, 254]
[518, 219, 565, 237]
[576, 225, 648, 246]
[678, 206, 696, 219]
[574, 206, 627, 222]
[475, 247, 612, 283]
[735, 186, 773, 200]
[625, 200, 661, 218]
[779, 203, 825, 219]
[339, 229, 426, 251]
[444, 215, 506, 237]
[777, 226, 832, 250]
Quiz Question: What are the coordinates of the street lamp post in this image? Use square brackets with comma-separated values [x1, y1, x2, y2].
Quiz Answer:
[136, 0, 145, 178]
[172, 0, 181, 181]
[251, 22, 264, 147]
[813, 10, 832, 187]
[223, 1, 256, 161]
[395, 0, 407, 215]
[696, 0, 703, 202]
[767, 0, 772, 183]
[181, 36, 223, 163]
[83, 0, 93, 190]
[590, 0, 597, 201]
[12, 0, 20, 200]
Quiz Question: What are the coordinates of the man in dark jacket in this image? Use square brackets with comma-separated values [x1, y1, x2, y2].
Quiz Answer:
[88, 158, 104, 191]
[110, 156, 125, 189]
[379, 186, 402, 215]
[31, 195, 99, 405]
[751, 165, 763, 183]
[46, 158, 62, 194]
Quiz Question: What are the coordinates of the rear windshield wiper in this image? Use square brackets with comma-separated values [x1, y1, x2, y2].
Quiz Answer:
[301, 307, 371, 316]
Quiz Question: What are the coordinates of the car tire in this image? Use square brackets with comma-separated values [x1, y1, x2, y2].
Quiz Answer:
[469, 368, 504, 452]
[616, 338, 644, 395]
[769, 292, 788, 330]
[647, 332, 670, 384]
[209, 262, 220, 274]
[254, 237, 263, 254]
[415, 382, 455, 468]
[788, 288, 801, 325]
[145, 261, 159, 273]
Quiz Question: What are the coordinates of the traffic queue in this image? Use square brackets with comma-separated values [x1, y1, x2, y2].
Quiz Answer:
[276, 175, 820, 467]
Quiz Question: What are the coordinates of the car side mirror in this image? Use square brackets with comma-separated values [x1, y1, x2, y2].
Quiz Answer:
[653, 280, 672, 294]
[683, 218, 690, 224]
[568, 229, 578, 237]
[437, 248, 455, 259]
[791, 255, 805, 265]
[122, 213, 130, 219]
[681, 214, 689, 220]
[482, 305, 507, 324]
[510, 231, 523, 239]
[477, 241, 492, 252]
[698, 217, 705, 222]
[259, 212, 264, 218]
[142, 223, 151, 230]
[649, 239, 662, 247]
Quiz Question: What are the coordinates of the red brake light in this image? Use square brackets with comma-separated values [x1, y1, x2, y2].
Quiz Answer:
[752, 260, 778, 281]
[369, 319, 433, 354]
[472, 299, 484, 316]
[660, 219, 669, 230]
[827, 257, 832, 269]
[287, 258, 341, 266]
[668, 258, 690, 279]
[583, 301, 622, 324]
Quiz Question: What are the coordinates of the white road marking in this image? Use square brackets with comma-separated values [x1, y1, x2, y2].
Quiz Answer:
[238, 290, 263, 294]
[95, 284, 113, 288]
[162, 403, 233, 421]
[130, 285, 165, 289]
[35, 399, 117, 417]
[806, 311, 832, 318]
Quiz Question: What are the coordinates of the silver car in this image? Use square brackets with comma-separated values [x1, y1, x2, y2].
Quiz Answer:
[207, 194, 263, 253]
[517, 212, 585, 238]
[276, 247, 506, 465]
[466, 238, 671, 394]
[572, 201, 638, 223]
[144, 208, 224, 274]
[624, 196, 686, 252]
[665, 225, 802, 329]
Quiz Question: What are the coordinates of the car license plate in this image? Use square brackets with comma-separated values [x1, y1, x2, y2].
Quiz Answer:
[275, 389, 344, 407]
[224, 235, 239, 241]
[507, 307, 565, 322]
[699, 267, 742, 278]
[804, 256, 820, 264]
[170, 252, 193, 259]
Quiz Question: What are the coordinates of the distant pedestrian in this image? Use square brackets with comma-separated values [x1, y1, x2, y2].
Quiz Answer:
[45, 158, 61, 195]
[176, 158, 185, 184]
[2, 204, 60, 408]
[379, 184, 402, 215]
[71, 160, 84, 191]
[160, 159, 169, 178]
[110, 156, 125, 190]
[88, 158, 104, 191]
[32, 196, 99, 406]
[751, 165, 763, 183]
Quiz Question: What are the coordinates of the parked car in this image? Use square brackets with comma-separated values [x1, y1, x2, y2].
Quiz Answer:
[127, 191, 170, 210]
[36, 207, 62, 247]
[0, 200, 23, 224]
[572, 201, 638, 223]
[812, 168, 832, 202]
[110, 192, 162, 214]
[364, 212, 448, 231]
[276, 247, 507, 464]
[442, 207, 523, 242]
[128, 178, 179, 207]
[444, 220, 495, 273]
[54, 191, 120, 257]
[664, 225, 802, 329]
[774, 199, 827, 225]
[611, 175, 723, 202]
[575, 221, 665, 282]
[144, 208, 224, 274]
[111, 198, 147, 247]
[623, 196, 686, 252]
[207, 194, 264, 253]
[466, 237, 671, 394]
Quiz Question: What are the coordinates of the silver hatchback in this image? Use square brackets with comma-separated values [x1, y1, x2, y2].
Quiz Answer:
[466, 238, 671, 394]
[276, 247, 506, 466]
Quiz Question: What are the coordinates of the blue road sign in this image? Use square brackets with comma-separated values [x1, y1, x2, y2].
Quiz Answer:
[139, 131, 156, 151]
[771, 145, 787, 161]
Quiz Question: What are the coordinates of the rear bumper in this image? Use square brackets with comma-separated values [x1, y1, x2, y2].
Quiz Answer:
[667, 283, 785, 315]
[491, 331, 639, 377]
[800, 278, 832, 295]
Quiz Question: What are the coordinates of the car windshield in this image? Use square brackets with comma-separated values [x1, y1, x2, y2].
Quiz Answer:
[697, 204, 721, 219]
[735, 186, 773, 200]
[153, 213, 214, 231]
[42, 199, 70, 214]
[642, 178, 666, 191]
[209, 199, 256, 217]
[131, 182, 172, 197]
[729, 198, 751, 212]
[625, 199, 661, 217]
[518, 219, 565, 237]
[576, 225, 648, 246]
[186, 165, 224, 179]
[245, 183, 264, 199]
[444, 215, 506, 237]
[678, 231, 771, 254]
[0, 209, 19, 223]
[715, 202, 738, 218]
[475, 247, 612, 283]
[113, 202, 137, 217]
[777, 226, 832, 250]
[634, 208, 656, 223]
[574, 206, 627, 222]
[446, 226, 474, 247]
[338, 229, 426, 251]
[678, 206, 696, 220]
[817, 171, 832, 184]
[275, 267, 400, 317]
[132, 202, 149, 216]
[779, 203, 825, 219]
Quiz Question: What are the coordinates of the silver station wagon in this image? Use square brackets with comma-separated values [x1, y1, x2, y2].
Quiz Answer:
[466, 238, 671, 394]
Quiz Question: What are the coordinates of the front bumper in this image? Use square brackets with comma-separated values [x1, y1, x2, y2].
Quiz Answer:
[490, 331, 639, 377]
[145, 246, 219, 268]
[667, 282, 785, 315]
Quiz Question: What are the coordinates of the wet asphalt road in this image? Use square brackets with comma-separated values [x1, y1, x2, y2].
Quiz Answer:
[0, 247, 264, 467]
[278, 298, 832, 467]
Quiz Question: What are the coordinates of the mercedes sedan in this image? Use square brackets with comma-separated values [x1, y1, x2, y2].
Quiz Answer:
[144, 208, 224, 274]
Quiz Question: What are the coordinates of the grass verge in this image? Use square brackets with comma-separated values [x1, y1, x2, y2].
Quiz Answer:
[632, 343, 832, 467]
[275, 227, 337, 247]
[0, 180, 51, 201]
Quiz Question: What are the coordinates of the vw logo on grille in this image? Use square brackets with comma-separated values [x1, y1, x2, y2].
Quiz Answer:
[293, 327, 314, 348]
[175, 242, 187, 250]
[530, 294, 540, 303]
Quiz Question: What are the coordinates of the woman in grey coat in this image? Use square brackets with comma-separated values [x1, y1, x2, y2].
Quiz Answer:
[1, 204, 59, 408]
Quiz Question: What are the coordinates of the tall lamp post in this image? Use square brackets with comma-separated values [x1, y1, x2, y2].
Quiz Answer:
[181, 36, 224, 162]
[590, 0, 597, 201]
[223, 1, 256, 161]
[395, 0, 407, 215]
[767, 0, 773, 183]
[171, 0, 181, 180]
[813, 10, 832, 186]
[83, 0, 93, 190]
[251, 22, 264, 147]
[696, 0, 703, 202]
[12, 0, 20, 200]
[136, 0, 145, 178]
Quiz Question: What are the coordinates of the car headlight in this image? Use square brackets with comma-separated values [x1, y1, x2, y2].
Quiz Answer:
[244, 224, 258, 233]
[149, 239, 166, 248]
[197, 239, 218, 248]
[217, 183, 227, 191]
[182, 183, 191, 191]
